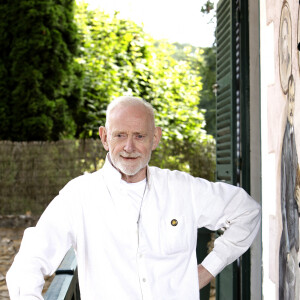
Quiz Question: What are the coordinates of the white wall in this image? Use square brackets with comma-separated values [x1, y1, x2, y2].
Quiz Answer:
[260, 0, 300, 298]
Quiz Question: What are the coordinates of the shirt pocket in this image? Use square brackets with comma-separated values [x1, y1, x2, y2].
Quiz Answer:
[160, 215, 188, 255]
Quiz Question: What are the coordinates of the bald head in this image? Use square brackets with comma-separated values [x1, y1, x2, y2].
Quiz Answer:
[105, 96, 155, 130]
[99, 96, 162, 182]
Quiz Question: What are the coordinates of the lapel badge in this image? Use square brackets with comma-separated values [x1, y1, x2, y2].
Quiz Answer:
[171, 219, 178, 226]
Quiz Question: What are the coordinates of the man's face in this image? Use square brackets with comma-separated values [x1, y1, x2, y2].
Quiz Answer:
[99, 104, 161, 182]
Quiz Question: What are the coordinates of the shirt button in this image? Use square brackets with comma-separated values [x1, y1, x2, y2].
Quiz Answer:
[171, 219, 178, 226]
[139, 254, 143, 258]
[142, 278, 146, 282]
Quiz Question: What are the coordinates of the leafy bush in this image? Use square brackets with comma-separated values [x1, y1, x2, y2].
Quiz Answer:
[74, 4, 213, 144]
[74, 3, 216, 178]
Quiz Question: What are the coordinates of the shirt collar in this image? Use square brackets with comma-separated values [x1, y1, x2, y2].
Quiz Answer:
[102, 154, 122, 184]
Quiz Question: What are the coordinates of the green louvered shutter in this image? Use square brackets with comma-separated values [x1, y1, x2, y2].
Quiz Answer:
[215, 0, 237, 185]
[215, 0, 251, 299]
[215, 0, 238, 299]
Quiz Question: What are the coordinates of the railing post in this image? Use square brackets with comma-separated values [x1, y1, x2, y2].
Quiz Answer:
[44, 248, 80, 300]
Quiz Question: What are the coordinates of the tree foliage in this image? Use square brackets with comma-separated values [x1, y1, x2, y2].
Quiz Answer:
[200, 0, 215, 14]
[73, 3, 215, 179]
[172, 43, 216, 137]
[197, 47, 216, 137]
[0, 1, 215, 178]
[0, 0, 81, 141]
[74, 4, 155, 138]
[74, 3, 210, 143]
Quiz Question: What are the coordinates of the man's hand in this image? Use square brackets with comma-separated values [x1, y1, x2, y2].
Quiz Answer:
[198, 264, 214, 289]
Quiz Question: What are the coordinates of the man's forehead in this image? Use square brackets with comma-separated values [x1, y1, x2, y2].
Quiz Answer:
[108, 104, 154, 127]
[110, 103, 149, 116]
[108, 121, 150, 132]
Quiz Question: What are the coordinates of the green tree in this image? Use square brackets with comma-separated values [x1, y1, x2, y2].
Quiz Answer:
[172, 43, 216, 137]
[200, 0, 215, 14]
[0, 0, 82, 141]
[74, 4, 154, 138]
[149, 42, 215, 179]
[74, 4, 210, 143]
[74, 5, 215, 179]
[197, 47, 216, 137]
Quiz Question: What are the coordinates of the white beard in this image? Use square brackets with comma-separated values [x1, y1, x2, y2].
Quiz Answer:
[110, 151, 151, 176]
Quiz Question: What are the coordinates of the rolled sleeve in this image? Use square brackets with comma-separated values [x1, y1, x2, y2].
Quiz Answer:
[194, 179, 261, 276]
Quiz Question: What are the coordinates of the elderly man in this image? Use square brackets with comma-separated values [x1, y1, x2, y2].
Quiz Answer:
[7, 96, 261, 299]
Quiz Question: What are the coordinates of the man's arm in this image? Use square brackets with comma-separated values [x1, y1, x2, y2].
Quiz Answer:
[192, 179, 261, 277]
[6, 181, 78, 299]
[198, 264, 214, 289]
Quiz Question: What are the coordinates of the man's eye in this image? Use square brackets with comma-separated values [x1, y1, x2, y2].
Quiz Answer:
[137, 135, 145, 139]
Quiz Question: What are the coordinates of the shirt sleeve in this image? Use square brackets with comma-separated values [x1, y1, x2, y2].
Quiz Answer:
[6, 180, 78, 299]
[193, 179, 261, 277]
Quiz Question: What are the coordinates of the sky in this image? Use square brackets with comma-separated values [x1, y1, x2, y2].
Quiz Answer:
[82, 0, 216, 47]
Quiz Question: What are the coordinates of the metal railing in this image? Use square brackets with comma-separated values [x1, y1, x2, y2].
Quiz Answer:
[44, 248, 80, 300]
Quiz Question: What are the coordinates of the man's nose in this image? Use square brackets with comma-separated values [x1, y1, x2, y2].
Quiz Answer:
[124, 137, 134, 152]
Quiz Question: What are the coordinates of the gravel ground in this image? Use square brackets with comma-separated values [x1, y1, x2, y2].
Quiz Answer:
[0, 216, 53, 299]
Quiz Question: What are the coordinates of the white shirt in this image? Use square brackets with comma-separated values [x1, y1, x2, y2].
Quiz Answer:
[120, 178, 147, 220]
[6, 157, 261, 300]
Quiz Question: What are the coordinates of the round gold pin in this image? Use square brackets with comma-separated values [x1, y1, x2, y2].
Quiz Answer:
[171, 219, 178, 226]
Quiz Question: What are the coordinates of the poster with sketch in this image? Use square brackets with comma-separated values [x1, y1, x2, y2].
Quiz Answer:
[279, 75, 300, 299]
[279, 2, 292, 94]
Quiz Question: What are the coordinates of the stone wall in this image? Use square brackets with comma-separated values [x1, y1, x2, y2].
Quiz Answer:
[0, 140, 106, 215]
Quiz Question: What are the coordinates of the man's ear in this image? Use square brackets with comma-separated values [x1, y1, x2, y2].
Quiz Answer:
[152, 127, 162, 150]
[99, 126, 109, 151]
